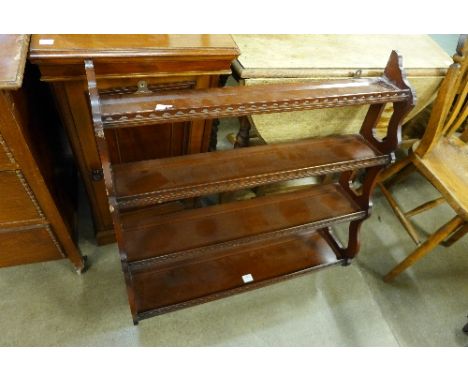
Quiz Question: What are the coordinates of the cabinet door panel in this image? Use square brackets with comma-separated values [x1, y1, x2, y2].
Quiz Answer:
[99, 77, 197, 164]
[105, 122, 190, 164]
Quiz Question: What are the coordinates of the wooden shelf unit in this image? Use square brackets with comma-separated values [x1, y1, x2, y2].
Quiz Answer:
[85, 51, 415, 324]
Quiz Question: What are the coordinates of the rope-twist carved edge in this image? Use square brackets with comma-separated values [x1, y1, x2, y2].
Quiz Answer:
[16, 171, 45, 220]
[102, 92, 411, 128]
[44, 225, 66, 258]
[4, 172, 66, 258]
[0, 132, 17, 165]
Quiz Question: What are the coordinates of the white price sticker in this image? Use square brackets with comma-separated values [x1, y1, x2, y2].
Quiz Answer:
[155, 104, 173, 111]
[39, 39, 55, 45]
[242, 274, 254, 283]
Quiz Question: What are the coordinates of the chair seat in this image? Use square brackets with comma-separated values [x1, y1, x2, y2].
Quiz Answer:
[413, 136, 468, 220]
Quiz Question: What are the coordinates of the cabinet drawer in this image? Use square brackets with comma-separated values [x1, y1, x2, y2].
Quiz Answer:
[0, 171, 43, 226]
[0, 225, 63, 267]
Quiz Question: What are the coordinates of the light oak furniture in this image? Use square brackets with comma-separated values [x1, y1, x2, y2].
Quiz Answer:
[379, 36, 467, 282]
[231, 34, 452, 146]
[0, 35, 85, 271]
[28, 35, 240, 244]
[85, 51, 415, 323]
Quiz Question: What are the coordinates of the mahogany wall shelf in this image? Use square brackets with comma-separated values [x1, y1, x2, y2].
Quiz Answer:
[85, 51, 415, 324]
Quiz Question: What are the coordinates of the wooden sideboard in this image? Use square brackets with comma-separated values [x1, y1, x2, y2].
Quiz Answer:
[0, 35, 85, 271]
[29, 35, 240, 244]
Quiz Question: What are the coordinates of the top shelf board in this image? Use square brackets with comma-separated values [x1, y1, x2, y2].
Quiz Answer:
[100, 77, 412, 128]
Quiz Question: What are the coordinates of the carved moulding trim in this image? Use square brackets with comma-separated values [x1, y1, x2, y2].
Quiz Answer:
[44, 225, 66, 258]
[14, 171, 66, 258]
[128, 210, 365, 273]
[136, 256, 345, 320]
[102, 92, 411, 128]
[0, 132, 16, 165]
[16, 170, 45, 220]
[117, 156, 391, 209]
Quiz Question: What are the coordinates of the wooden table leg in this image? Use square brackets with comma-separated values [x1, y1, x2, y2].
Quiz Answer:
[209, 75, 230, 151]
[235, 116, 252, 148]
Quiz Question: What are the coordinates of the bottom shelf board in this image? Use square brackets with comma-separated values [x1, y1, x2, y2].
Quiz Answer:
[131, 230, 344, 320]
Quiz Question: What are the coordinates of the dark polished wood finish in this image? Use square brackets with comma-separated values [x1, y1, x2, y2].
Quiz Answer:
[99, 76, 410, 128]
[0, 35, 85, 271]
[85, 50, 415, 323]
[133, 231, 342, 317]
[122, 184, 364, 263]
[113, 134, 389, 208]
[29, 35, 240, 244]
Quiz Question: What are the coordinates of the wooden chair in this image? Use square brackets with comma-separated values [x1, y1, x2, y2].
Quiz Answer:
[379, 36, 468, 282]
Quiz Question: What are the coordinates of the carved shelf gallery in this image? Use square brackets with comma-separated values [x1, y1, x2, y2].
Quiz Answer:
[85, 51, 416, 324]
[100, 77, 411, 128]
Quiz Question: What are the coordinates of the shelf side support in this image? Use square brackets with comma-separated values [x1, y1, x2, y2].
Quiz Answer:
[327, 51, 417, 263]
[84, 59, 139, 324]
[360, 50, 417, 155]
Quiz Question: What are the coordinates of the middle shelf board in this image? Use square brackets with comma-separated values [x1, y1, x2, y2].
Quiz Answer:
[113, 134, 389, 209]
[122, 183, 364, 265]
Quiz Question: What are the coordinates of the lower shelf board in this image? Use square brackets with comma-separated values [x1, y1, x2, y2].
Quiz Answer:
[131, 230, 344, 320]
[121, 183, 363, 262]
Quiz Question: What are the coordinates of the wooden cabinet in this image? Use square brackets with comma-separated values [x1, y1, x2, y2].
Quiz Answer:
[0, 171, 44, 224]
[29, 35, 240, 244]
[0, 35, 85, 271]
[85, 51, 415, 323]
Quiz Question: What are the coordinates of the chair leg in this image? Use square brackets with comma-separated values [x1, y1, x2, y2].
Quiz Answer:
[385, 161, 416, 188]
[378, 155, 412, 183]
[460, 127, 468, 143]
[442, 222, 468, 247]
[384, 216, 464, 282]
[405, 196, 446, 218]
[379, 182, 421, 245]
